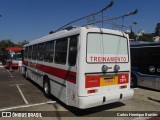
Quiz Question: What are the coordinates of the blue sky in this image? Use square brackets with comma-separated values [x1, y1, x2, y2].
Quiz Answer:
[0, 0, 159, 43]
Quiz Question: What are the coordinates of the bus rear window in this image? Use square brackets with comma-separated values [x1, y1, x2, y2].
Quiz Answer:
[87, 33, 128, 63]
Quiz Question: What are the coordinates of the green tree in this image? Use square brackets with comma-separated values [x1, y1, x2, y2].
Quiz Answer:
[129, 30, 136, 40]
[0, 39, 14, 52]
[137, 33, 154, 42]
[17, 40, 29, 47]
[155, 22, 160, 36]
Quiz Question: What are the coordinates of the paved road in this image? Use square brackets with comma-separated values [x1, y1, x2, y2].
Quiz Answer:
[0, 64, 159, 120]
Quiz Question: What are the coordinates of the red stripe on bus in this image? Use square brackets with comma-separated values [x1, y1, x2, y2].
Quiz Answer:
[23, 61, 28, 66]
[23, 61, 76, 84]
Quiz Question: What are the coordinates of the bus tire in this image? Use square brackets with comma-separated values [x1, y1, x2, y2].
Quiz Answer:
[43, 77, 51, 98]
[131, 74, 137, 88]
[25, 68, 29, 80]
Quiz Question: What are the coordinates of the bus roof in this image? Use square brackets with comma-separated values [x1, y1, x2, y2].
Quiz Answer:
[24, 26, 128, 47]
[130, 41, 160, 48]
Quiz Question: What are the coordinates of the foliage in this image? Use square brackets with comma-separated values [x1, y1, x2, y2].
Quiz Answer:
[0, 39, 29, 53]
[155, 22, 160, 36]
[136, 33, 154, 42]
[129, 31, 136, 40]
[17, 40, 29, 47]
[0, 39, 14, 52]
[129, 22, 160, 42]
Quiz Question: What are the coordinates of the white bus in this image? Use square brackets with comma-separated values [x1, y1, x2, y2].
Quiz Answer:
[23, 26, 134, 109]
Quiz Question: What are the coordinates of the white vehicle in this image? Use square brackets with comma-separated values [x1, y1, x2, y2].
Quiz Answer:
[23, 26, 134, 109]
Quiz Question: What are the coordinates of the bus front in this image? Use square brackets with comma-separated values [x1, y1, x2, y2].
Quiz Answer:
[77, 28, 134, 109]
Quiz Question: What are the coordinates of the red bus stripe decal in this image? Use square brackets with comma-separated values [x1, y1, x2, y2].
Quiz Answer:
[23, 61, 76, 84]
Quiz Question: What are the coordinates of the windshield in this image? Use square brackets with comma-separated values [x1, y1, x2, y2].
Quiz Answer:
[87, 33, 128, 63]
[15, 53, 22, 60]
[9, 51, 22, 60]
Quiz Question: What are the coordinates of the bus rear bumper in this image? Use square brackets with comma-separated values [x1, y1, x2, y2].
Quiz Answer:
[78, 89, 134, 109]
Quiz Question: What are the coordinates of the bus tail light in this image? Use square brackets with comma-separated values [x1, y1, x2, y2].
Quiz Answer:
[87, 89, 98, 94]
[120, 85, 127, 89]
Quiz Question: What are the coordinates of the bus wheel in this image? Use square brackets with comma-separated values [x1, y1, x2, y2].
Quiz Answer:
[43, 78, 51, 98]
[131, 74, 137, 88]
[25, 68, 28, 80]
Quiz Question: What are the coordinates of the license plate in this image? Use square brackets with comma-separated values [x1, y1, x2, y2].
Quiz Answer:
[100, 76, 118, 86]
[104, 78, 114, 82]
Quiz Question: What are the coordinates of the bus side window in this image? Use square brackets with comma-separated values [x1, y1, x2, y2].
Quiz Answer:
[55, 39, 68, 64]
[68, 36, 78, 66]
[38, 43, 45, 61]
[45, 41, 54, 63]
[32, 45, 37, 60]
[28, 46, 32, 59]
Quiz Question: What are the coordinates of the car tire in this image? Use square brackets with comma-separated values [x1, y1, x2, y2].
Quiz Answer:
[131, 74, 137, 88]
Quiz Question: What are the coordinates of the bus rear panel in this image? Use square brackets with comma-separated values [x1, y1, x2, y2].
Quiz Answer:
[77, 28, 133, 108]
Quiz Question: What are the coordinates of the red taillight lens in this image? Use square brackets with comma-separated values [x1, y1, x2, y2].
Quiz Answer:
[87, 89, 98, 94]
[120, 85, 127, 89]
